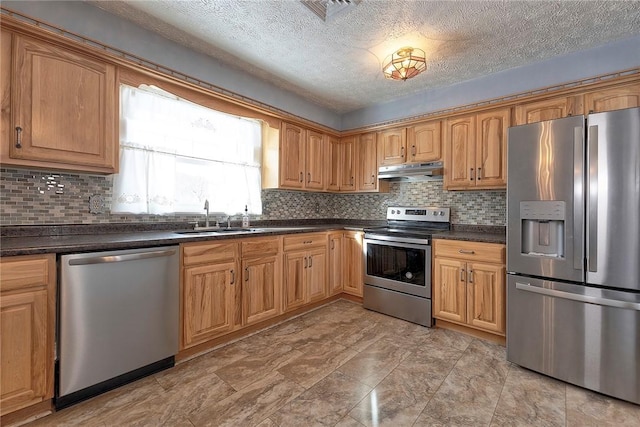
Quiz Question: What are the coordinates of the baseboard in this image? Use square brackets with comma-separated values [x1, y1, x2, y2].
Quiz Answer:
[435, 319, 506, 346]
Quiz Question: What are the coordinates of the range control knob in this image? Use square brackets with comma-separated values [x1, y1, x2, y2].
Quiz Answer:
[439, 211, 445, 216]
[391, 209, 396, 214]
[432, 211, 438, 216]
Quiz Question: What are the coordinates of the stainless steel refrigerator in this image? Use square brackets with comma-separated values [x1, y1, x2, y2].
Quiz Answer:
[506, 106, 640, 405]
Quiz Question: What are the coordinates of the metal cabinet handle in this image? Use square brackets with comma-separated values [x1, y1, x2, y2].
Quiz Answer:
[470, 168, 474, 181]
[307, 172, 311, 183]
[411, 145, 416, 156]
[309, 255, 313, 268]
[458, 249, 475, 255]
[350, 176, 354, 185]
[460, 268, 465, 282]
[15, 126, 22, 148]
[477, 167, 482, 180]
[244, 267, 249, 281]
[371, 174, 375, 183]
[230, 269, 235, 285]
[468, 270, 473, 283]
[400, 146, 405, 157]
[331, 240, 335, 250]
[304, 257, 308, 268]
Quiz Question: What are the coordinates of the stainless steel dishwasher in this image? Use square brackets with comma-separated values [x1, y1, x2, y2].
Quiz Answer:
[57, 246, 179, 409]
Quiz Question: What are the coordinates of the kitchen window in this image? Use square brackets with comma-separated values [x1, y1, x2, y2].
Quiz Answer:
[112, 84, 262, 215]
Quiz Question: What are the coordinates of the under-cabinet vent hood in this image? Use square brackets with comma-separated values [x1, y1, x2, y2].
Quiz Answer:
[378, 162, 443, 182]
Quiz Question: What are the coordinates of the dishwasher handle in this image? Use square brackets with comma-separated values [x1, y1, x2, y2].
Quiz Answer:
[68, 249, 177, 265]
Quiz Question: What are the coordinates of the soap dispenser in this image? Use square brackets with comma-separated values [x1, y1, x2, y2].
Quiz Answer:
[242, 205, 250, 228]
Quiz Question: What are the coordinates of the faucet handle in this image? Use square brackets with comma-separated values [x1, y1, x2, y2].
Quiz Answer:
[204, 200, 209, 210]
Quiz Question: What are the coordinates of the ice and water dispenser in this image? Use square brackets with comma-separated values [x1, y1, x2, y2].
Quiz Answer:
[520, 201, 565, 258]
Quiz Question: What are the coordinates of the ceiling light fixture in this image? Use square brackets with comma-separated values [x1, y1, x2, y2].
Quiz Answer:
[382, 47, 427, 81]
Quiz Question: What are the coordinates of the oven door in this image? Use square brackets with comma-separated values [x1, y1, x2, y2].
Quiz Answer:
[363, 236, 431, 298]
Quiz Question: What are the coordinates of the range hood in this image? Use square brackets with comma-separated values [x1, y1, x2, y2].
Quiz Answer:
[378, 161, 443, 181]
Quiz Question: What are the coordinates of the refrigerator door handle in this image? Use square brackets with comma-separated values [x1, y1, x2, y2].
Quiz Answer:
[515, 282, 640, 311]
[573, 127, 584, 271]
[587, 125, 598, 272]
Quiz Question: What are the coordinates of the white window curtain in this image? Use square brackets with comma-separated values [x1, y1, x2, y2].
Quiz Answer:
[112, 84, 263, 215]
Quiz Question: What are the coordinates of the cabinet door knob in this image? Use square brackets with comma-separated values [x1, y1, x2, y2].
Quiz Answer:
[15, 126, 22, 148]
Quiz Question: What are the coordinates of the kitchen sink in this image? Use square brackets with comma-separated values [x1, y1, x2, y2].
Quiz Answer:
[175, 227, 265, 235]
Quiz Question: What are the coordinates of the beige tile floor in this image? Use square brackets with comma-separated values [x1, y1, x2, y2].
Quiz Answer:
[30, 299, 640, 427]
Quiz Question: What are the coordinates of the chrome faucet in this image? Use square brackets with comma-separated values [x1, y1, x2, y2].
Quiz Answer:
[204, 200, 210, 228]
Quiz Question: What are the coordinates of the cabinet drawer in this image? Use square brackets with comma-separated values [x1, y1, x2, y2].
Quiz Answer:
[182, 242, 239, 266]
[0, 254, 54, 292]
[242, 237, 279, 257]
[283, 233, 327, 252]
[434, 240, 505, 264]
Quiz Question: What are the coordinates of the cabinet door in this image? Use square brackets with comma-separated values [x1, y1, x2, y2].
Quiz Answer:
[283, 250, 306, 312]
[467, 262, 505, 335]
[183, 261, 236, 348]
[0, 290, 49, 415]
[584, 83, 640, 114]
[475, 108, 509, 188]
[343, 232, 363, 296]
[11, 35, 117, 172]
[242, 255, 280, 326]
[279, 122, 305, 189]
[328, 232, 343, 295]
[358, 132, 378, 191]
[307, 247, 327, 303]
[444, 115, 476, 189]
[433, 258, 466, 323]
[326, 136, 341, 191]
[340, 136, 357, 191]
[408, 120, 441, 163]
[379, 128, 406, 166]
[306, 130, 325, 190]
[514, 95, 583, 125]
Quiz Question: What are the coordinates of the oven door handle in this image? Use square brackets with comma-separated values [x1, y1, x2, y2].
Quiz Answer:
[363, 238, 430, 251]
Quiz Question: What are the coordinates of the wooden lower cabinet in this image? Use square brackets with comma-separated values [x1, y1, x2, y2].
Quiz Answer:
[433, 240, 506, 336]
[343, 231, 364, 297]
[0, 254, 56, 416]
[282, 245, 327, 312]
[242, 254, 280, 326]
[328, 231, 344, 295]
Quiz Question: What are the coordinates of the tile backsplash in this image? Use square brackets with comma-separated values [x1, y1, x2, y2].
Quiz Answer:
[1, 167, 505, 226]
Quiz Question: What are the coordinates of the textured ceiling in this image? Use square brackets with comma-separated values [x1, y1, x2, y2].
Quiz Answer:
[91, 0, 640, 114]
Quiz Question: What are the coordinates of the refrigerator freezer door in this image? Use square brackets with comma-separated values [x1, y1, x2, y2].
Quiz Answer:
[507, 274, 640, 405]
[507, 115, 585, 283]
[586, 107, 640, 291]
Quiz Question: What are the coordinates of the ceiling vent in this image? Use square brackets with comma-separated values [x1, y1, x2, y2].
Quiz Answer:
[300, 0, 362, 22]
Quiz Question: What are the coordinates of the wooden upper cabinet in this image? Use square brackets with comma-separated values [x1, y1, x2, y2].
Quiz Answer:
[358, 132, 379, 191]
[584, 83, 640, 114]
[379, 128, 406, 166]
[339, 136, 357, 191]
[1, 29, 11, 156]
[8, 34, 117, 173]
[475, 108, 508, 187]
[444, 108, 509, 190]
[514, 95, 583, 125]
[326, 135, 341, 191]
[306, 130, 325, 190]
[407, 120, 441, 163]
[444, 115, 476, 189]
[279, 122, 305, 189]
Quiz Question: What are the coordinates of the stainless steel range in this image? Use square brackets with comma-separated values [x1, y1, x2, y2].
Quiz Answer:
[363, 206, 450, 327]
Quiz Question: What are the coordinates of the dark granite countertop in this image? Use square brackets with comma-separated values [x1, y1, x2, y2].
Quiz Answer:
[432, 224, 506, 244]
[0, 221, 505, 257]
